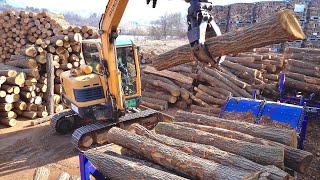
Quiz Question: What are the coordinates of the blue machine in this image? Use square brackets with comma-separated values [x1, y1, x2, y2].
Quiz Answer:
[279, 73, 320, 119]
[219, 97, 308, 150]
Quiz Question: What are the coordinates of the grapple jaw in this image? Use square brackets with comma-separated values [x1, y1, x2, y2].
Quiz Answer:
[187, 0, 225, 65]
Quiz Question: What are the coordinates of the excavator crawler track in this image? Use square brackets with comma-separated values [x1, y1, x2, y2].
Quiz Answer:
[71, 109, 158, 151]
[50, 110, 78, 134]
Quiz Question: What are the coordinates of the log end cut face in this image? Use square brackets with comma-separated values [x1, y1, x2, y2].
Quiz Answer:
[279, 10, 306, 40]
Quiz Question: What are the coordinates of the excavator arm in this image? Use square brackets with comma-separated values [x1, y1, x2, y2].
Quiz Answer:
[98, 0, 157, 112]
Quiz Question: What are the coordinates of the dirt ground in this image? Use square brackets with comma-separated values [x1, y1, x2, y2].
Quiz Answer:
[0, 120, 80, 180]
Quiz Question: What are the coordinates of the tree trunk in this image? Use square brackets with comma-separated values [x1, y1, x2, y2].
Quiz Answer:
[0, 118, 16, 127]
[14, 101, 27, 110]
[141, 97, 168, 109]
[195, 93, 225, 105]
[33, 167, 50, 180]
[46, 53, 54, 115]
[174, 122, 313, 174]
[190, 93, 209, 107]
[220, 60, 259, 78]
[190, 105, 221, 114]
[142, 91, 177, 104]
[84, 149, 188, 180]
[155, 122, 284, 168]
[143, 78, 180, 96]
[174, 111, 297, 147]
[129, 123, 290, 180]
[20, 45, 37, 57]
[7, 55, 38, 69]
[143, 66, 193, 85]
[152, 10, 305, 70]
[197, 84, 227, 99]
[0, 70, 17, 77]
[140, 101, 164, 111]
[5, 73, 26, 86]
[286, 65, 320, 78]
[107, 127, 260, 180]
[285, 71, 320, 85]
[0, 103, 13, 111]
[285, 77, 320, 93]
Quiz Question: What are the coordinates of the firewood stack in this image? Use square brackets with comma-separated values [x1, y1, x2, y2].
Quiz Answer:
[84, 111, 314, 179]
[141, 47, 284, 115]
[282, 47, 320, 94]
[0, 10, 98, 127]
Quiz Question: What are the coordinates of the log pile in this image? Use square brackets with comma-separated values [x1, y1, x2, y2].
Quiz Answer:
[86, 111, 313, 179]
[141, 47, 284, 115]
[0, 10, 98, 127]
[282, 47, 320, 94]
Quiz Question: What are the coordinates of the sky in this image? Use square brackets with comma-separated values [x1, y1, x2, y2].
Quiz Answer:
[6, 0, 278, 24]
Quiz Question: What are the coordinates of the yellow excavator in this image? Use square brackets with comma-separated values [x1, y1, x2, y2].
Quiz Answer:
[51, 0, 222, 150]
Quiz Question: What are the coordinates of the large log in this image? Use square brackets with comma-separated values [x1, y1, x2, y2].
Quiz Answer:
[155, 122, 284, 168]
[285, 71, 320, 85]
[84, 149, 187, 180]
[143, 66, 194, 85]
[0, 118, 16, 127]
[204, 67, 251, 98]
[107, 127, 260, 180]
[7, 55, 38, 69]
[143, 78, 180, 96]
[174, 122, 313, 174]
[129, 124, 290, 180]
[174, 111, 297, 147]
[142, 91, 177, 103]
[285, 77, 320, 93]
[141, 97, 168, 109]
[152, 10, 305, 70]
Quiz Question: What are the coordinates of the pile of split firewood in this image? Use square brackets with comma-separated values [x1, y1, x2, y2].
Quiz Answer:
[84, 111, 313, 180]
[0, 10, 98, 127]
[140, 47, 284, 116]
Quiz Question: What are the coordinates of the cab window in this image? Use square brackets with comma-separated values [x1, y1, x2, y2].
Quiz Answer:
[83, 43, 101, 73]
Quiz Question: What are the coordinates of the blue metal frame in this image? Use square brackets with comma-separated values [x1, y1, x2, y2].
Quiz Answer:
[220, 96, 307, 149]
[79, 153, 105, 180]
[279, 73, 320, 118]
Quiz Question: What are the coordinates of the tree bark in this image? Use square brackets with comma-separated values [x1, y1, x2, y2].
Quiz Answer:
[197, 84, 228, 99]
[152, 10, 305, 70]
[46, 53, 54, 115]
[285, 71, 320, 85]
[143, 78, 180, 96]
[0, 118, 16, 127]
[174, 122, 313, 174]
[190, 105, 221, 114]
[141, 97, 168, 110]
[155, 122, 284, 168]
[84, 149, 188, 180]
[129, 123, 290, 180]
[286, 65, 320, 78]
[140, 101, 164, 111]
[143, 66, 194, 85]
[174, 111, 298, 147]
[107, 127, 260, 180]
[0, 70, 17, 77]
[285, 77, 320, 93]
[142, 91, 177, 104]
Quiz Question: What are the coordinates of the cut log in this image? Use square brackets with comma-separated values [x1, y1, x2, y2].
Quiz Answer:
[20, 45, 37, 57]
[221, 60, 259, 78]
[142, 91, 177, 103]
[286, 65, 320, 78]
[174, 122, 314, 174]
[152, 10, 305, 70]
[5, 73, 26, 86]
[33, 167, 50, 180]
[141, 97, 168, 109]
[0, 90, 6, 98]
[0, 103, 13, 111]
[190, 105, 221, 114]
[143, 66, 194, 85]
[0, 111, 17, 119]
[190, 93, 209, 107]
[7, 55, 38, 68]
[84, 149, 188, 180]
[175, 100, 188, 110]
[0, 70, 17, 77]
[107, 127, 260, 179]
[140, 101, 164, 111]
[180, 88, 190, 100]
[195, 92, 225, 105]
[143, 78, 180, 96]
[0, 118, 16, 127]
[129, 123, 290, 180]
[16, 110, 37, 119]
[197, 84, 227, 99]
[155, 122, 285, 168]
[285, 77, 320, 93]
[13, 101, 27, 110]
[174, 111, 297, 147]
[225, 56, 255, 63]
[285, 71, 320, 85]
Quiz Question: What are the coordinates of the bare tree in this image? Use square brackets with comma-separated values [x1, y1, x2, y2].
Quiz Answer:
[149, 12, 186, 40]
